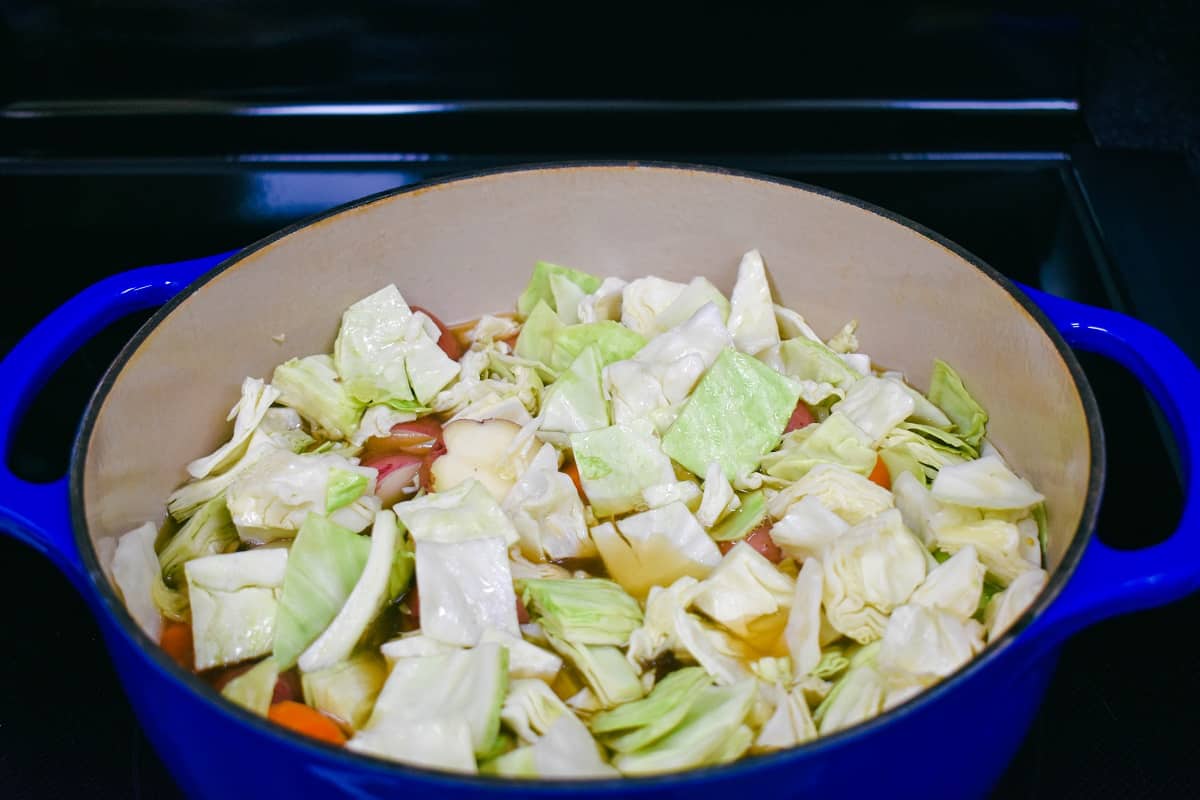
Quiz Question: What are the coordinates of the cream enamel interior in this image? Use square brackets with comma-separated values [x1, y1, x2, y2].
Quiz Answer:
[82, 165, 1091, 580]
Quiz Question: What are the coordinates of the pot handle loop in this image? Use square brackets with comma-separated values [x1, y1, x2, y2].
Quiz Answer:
[1021, 285, 1200, 642]
[0, 252, 235, 580]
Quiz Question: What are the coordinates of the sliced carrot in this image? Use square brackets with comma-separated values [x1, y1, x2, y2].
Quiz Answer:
[160, 620, 194, 670]
[868, 455, 891, 490]
[562, 460, 586, 501]
[268, 701, 347, 746]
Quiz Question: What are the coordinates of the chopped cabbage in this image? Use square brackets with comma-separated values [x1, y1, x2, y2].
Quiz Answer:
[927, 360, 988, 448]
[517, 260, 603, 317]
[930, 455, 1046, 511]
[569, 422, 676, 517]
[158, 495, 238, 588]
[767, 464, 894, 524]
[662, 348, 800, 480]
[934, 516, 1040, 585]
[167, 408, 314, 522]
[604, 303, 732, 431]
[480, 628, 563, 682]
[759, 412, 877, 481]
[784, 557, 824, 675]
[301, 651, 388, 730]
[298, 510, 402, 671]
[831, 376, 916, 446]
[612, 679, 756, 775]
[112, 522, 165, 641]
[908, 545, 985, 620]
[690, 543, 794, 645]
[986, 567, 1048, 639]
[823, 509, 927, 643]
[546, 634, 644, 707]
[577, 277, 628, 324]
[825, 320, 859, 354]
[815, 661, 885, 734]
[221, 657, 279, 716]
[695, 461, 740, 528]
[186, 548, 288, 670]
[550, 273, 588, 325]
[654, 276, 731, 333]
[755, 683, 817, 751]
[186, 377, 280, 479]
[272, 513, 370, 669]
[596, 502, 721, 598]
[521, 578, 643, 646]
[590, 666, 711, 753]
[504, 443, 592, 561]
[621, 276, 687, 337]
[769, 495, 850, 562]
[502, 677, 571, 743]
[548, 321, 646, 374]
[726, 250, 780, 356]
[877, 603, 985, 681]
[272, 354, 364, 440]
[416, 535, 519, 646]
[394, 478, 519, 547]
[642, 480, 702, 512]
[626, 576, 702, 667]
[334, 284, 458, 407]
[225, 450, 380, 543]
[709, 490, 767, 542]
[538, 344, 610, 437]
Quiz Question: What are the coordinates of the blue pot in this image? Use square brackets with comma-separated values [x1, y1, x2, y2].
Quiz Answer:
[1, 164, 1196, 799]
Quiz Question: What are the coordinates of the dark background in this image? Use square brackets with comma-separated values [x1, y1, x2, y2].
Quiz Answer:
[1, 2, 1198, 798]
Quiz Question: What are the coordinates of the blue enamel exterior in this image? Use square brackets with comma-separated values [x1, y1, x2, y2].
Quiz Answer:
[0, 255, 1196, 800]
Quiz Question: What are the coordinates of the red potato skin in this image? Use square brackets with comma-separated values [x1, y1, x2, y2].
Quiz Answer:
[717, 521, 784, 563]
[410, 305, 463, 360]
[784, 401, 816, 433]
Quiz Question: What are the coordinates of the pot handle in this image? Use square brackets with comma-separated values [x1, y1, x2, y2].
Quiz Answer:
[0, 251, 236, 580]
[1020, 284, 1200, 643]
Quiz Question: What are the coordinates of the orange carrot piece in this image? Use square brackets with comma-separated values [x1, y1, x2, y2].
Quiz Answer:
[268, 701, 347, 746]
[563, 460, 586, 501]
[160, 620, 194, 670]
[868, 455, 892, 490]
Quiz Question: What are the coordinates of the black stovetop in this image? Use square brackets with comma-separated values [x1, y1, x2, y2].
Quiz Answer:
[1, 95, 1198, 799]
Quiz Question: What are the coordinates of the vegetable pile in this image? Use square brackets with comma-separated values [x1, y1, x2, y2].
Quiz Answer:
[111, 250, 1049, 777]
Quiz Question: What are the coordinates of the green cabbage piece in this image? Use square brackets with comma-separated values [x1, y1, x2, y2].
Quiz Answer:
[158, 495, 238, 589]
[709, 491, 767, 542]
[513, 301, 563, 367]
[538, 344, 610, 436]
[569, 423, 676, 517]
[759, 412, 877, 481]
[186, 548, 288, 670]
[878, 445, 927, 486]
[811, 648, 850, 679]
[726, 250, 780, 356]
[394, 478, 519, 547]
[167, 408, 314, 522]
[545, 633, 644, 708]
[927, 359, 988, 448]
[832, 376, 916, 445]
[272, 354, 364, 440]
[221, 657, 279, 716]
[272, 513, 372, 669]
[654, 277, 731, 333]
[757, 336, 861, 391]
[186, 377, 280, 480]
[301, 650, 388, 730]
[112, 521, 166, 640]
[612, 679, 756, 775]
[298, 510, 401, 672]
[333, 284, 459, 408]
[501, 677, 571, 743]
[590, 666, 711, 753]
[520, 578, 644, 646]
[326, 467, 368, 513]
[930, 455, 1045, 511]
[663, 348, 801, 480]
[356, 642, 509, 758]
[481, 746, 536, 777]
[549, 321, 646, 373]
[518, 261, 603, 317]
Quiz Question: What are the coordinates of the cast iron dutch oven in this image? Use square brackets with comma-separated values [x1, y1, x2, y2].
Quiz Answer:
[1, 164, 1197, 799]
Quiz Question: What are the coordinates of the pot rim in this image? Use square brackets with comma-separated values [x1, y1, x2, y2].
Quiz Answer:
[69, 160, 1104, 790]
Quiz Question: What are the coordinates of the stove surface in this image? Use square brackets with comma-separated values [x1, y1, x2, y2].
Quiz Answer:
[1, 148, 1196, 798]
